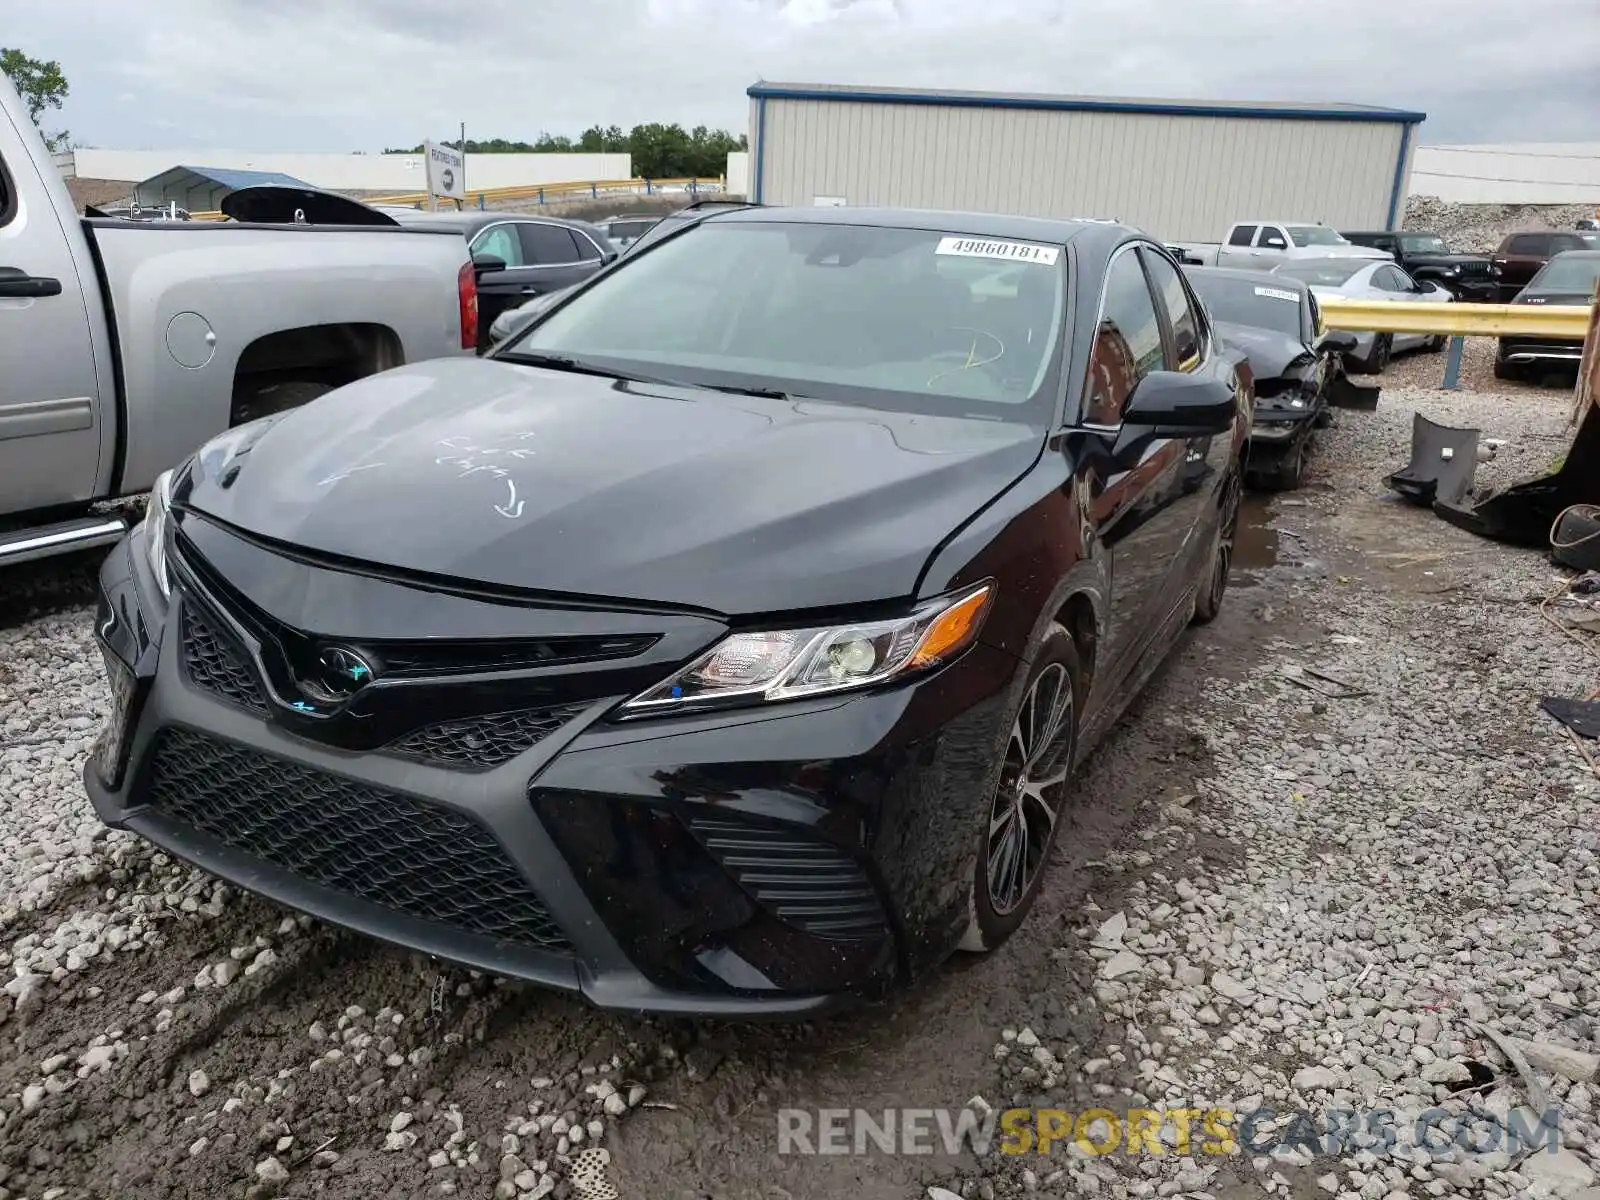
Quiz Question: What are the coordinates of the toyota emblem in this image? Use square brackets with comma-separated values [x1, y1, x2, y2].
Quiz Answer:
[315, 646, 375, 697]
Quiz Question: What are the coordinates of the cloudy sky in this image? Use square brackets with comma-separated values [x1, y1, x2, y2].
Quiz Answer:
[8, 0, 1598, 152]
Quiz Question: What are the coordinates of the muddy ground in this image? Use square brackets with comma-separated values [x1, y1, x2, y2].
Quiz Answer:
[1, 381, 1592, 1200]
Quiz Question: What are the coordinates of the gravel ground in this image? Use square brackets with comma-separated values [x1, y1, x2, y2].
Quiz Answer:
[3, 379, 1598, 1200]
[1378, 338, 1579, 399]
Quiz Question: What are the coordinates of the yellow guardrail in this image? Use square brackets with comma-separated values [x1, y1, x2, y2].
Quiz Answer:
[184, 176, 724, 222]
[1317, 297, 1594, 339]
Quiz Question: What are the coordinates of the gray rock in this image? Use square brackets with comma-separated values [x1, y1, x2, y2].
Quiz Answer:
[1505, 1037, 1600, 1084]
[254, 1157, 290, 1184]
[1292, 1065, 1342, 1092]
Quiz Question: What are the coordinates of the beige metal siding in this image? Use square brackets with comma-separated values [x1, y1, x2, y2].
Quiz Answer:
[754, 98, 1408, 240]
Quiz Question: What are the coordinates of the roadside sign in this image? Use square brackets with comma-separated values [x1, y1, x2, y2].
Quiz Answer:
[425, 140, 465, 207]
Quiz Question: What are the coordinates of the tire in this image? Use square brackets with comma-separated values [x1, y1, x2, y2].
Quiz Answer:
[1492, 359, 1519, 382]
[1192, 467, 1241, 625]
[1425, 334, 1447, 353]
[233, 379, 335, 425]
[1364, 333, 1392, 374]
[958, 625, 1082, 954]
[1269, 438, 1309, 492]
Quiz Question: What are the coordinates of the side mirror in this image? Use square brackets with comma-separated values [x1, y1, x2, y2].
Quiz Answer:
[472, 254, 507, 274]
[1123, 372, 1237, 435]
[1319, 330, 1359, 354]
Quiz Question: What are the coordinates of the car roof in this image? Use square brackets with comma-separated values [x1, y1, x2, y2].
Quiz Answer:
[1184, 265, 1311, 292]
[700, 204, 1142, 251]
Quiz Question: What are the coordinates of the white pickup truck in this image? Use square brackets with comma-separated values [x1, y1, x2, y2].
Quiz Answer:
[1168, 221, 1394, 270]
[0, 74, 477, 567]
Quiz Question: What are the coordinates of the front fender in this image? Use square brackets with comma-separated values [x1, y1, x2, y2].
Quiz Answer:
[919, 448, 1106, 670]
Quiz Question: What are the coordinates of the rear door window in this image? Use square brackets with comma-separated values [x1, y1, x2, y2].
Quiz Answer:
[519, 223, 583, 265]
[1227, 225, 1257, 247]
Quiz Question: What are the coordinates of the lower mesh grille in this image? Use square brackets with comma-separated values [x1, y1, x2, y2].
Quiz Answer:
[388, 706, 585, 770]
[143, 728, 572, 953]
[181, 603, 267, 715]
[689, 816, 886, 940]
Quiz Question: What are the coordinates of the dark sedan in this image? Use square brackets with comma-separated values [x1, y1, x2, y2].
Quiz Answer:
[1495, 250, 1600, 384]
[87, 208, 1247, 1016]
[392, 210, 618, 350]
[1184, 266, 1356, 490]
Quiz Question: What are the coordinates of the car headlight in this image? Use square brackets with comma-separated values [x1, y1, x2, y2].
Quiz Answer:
[619, 582, 996, 717]
[145, 468, 174, 599]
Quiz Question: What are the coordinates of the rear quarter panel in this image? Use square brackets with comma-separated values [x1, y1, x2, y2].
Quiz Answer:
[88, 222, 471, 492]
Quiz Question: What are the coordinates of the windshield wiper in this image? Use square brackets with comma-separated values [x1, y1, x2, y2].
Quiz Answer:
[499, 352, 699, 390]
[693, 382, 805, 401]
[502, 352, 805, 401]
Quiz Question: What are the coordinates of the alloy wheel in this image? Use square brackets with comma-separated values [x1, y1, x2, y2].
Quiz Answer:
[985, 664, 1076, 916]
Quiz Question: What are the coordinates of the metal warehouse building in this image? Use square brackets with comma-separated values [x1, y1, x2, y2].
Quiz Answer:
[747, 82, 1426, 241]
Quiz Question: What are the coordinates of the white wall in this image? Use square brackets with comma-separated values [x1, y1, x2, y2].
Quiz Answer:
[68, 149, 633, 191]
[726, 151, 749, 196]
[1410, 143, 1600, 204]
[754, 97, 1410, 241]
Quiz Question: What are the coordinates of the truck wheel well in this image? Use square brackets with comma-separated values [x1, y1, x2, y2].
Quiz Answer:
[231, 323, 402, 426]
[1054, 593, 1098, 692]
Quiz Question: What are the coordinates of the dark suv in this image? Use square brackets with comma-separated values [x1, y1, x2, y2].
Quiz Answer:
[1341, 230, 1495, 300]
[1491, 231, 1600, 301]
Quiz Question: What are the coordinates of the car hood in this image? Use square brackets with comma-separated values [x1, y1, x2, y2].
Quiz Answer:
[178, 358, 1043, 615]
[1407, 253, 1486, 266]
[1213, 321, 1310, 380]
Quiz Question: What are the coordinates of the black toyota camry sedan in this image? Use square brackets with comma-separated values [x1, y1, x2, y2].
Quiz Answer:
[87, 207, 1248, 1016]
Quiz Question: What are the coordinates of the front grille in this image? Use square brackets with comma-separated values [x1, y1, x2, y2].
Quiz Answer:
[143, 728, 572, 953]
[181, 603, 267, 715]
[1455, 261, 1490, 278]
[387, 705, 586, 769]
[690, 816, 886, 940]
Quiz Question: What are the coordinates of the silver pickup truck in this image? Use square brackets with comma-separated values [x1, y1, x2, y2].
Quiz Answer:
[0, 75, 476, 566]
[1168, 221, 1393, 270]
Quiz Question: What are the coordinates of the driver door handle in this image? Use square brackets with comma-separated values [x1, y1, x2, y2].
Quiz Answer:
[0, 267, 63, 298]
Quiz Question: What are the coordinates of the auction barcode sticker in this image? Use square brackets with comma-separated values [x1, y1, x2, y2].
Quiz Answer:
[936, 237, 1060, 266]
[1254, 286, 1300, 302]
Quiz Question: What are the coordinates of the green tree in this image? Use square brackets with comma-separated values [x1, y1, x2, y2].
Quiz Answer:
[1, 47, 70, 150]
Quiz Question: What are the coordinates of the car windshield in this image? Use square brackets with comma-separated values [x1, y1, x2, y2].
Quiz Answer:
[1286, 226, 1348, 247]
[501, 220, 1067, 417]
[1580, 233, 1600, 249]
[1273, 260, 1364, 287]
[1530, 255, 1600, 292]
[1187, 275, 1302, 337]
[1400, 234, 1449, 255]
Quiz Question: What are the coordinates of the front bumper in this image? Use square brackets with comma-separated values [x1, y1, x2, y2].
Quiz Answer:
[85, 531, 1020, 1017]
